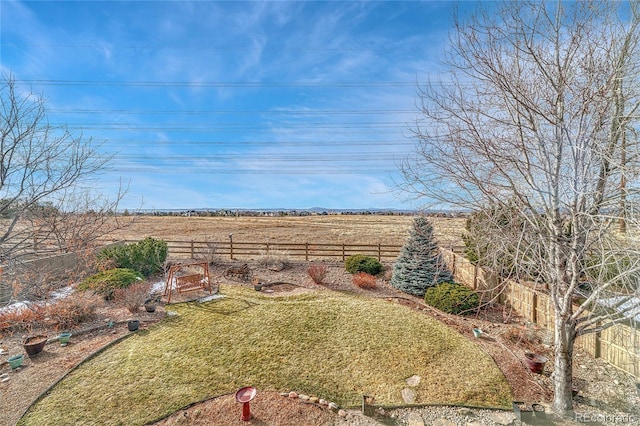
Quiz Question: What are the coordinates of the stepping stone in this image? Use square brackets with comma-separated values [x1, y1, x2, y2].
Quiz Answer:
[406, 374, 421, 387]
[401, 388, 416, 403]
[489, 411, 516, 425]
[406, 412, 424, 426]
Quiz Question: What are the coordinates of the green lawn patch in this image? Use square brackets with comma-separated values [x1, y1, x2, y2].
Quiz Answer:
[19, 286, 511, 425]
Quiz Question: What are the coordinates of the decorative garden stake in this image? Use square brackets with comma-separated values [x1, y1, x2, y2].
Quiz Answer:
[235, 386, 257, 421]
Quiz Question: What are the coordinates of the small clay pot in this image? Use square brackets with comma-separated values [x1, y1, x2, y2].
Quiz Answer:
[23, 335, 48, 357]
[127, 320, 140, 331]
[524, 352, 547, 374]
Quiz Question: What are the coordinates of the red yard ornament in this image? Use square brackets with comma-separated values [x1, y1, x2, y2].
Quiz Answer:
[235, 386, 257, 421]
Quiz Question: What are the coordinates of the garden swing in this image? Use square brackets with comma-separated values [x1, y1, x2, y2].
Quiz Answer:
[163, 261, 213, 303]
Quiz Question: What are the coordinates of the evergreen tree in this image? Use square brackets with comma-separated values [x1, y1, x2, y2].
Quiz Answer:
[390, 216, 453, 296]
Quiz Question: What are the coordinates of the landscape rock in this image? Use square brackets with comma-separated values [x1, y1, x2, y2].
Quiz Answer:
[318, 398, 328, 406]
[288, 391, 298, 399]
[338, 409, 347, 417]
[489, 411, 516, 425]
[406, 374, 421, 387]
[402, 387, 416, 403]
[406, 412, 424, 426]
[298, 394, 310, 401]
[309, 396, 319, 404]
[432, 419, 455, 426]
[328, 402, 339, 411]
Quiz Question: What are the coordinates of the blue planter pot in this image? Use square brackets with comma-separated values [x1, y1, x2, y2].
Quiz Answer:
[58, 332, 72, 346]
[8, 354, 24, 370]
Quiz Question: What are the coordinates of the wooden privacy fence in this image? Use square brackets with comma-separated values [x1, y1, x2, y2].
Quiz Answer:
[442, 249, 640, 379]
[121, 239, 403, 262]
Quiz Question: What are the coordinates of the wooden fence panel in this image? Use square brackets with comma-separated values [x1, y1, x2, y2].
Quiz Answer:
[534, 292, 554, 330]
[601, 325, 640, 377]
[442, 248, 639, 379]
[575, 332, 598, 358]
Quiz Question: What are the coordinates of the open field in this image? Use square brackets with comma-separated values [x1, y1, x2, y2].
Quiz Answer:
[103, 215, 466, 248]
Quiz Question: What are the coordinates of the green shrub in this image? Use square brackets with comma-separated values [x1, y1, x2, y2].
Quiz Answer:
[344, 254, 383, 275]
[424, 282, 480, 315]
[78, 268, 143, 299]
[97, 237, 168, 277]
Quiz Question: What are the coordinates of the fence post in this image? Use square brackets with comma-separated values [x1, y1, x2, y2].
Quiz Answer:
[594, 321, 601, 358]
[531, 292, 538, 323]
[190, 240, 195, 259]
[342, 243, 346, 261]
[378, 243, 381, 261]
[229, 234, 234, 260]
[305, 243, 309, 261]
[451, 251, 457, 276]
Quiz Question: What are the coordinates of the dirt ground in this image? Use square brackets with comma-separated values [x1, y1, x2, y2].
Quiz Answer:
[2, 260, 638, 426]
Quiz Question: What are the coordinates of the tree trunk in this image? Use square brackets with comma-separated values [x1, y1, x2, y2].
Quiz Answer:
[553, 315, 576, 415]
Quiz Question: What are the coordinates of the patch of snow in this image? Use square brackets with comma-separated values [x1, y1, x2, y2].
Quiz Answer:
[151, 281, 166, 293]
[0, 301, 30, 315]
[1, 286, 75, 315]
[600, 296, 640, 323]
[198, 294, 224, 303]
[51, 286, 73, 300]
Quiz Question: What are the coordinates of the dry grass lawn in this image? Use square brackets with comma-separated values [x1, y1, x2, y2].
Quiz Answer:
[19, 285, 510, 426]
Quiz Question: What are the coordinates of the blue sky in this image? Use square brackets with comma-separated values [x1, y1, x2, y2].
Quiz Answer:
[1, 0, 459, 211]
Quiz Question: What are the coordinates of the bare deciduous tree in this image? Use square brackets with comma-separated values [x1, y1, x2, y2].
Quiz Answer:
[0, 75, 131, 302]
[402, 1, 640, 415]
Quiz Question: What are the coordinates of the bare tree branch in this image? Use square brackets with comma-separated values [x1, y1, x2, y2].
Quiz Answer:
[402, 0, 640, 415]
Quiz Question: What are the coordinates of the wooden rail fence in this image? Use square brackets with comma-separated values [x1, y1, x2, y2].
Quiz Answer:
[120, 239, 403, 262]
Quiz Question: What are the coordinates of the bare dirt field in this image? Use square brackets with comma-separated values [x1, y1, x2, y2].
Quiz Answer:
[102, 214, 465, 248]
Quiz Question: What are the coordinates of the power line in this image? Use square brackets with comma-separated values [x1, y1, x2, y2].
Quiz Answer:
[18, 79, 416, 88]
[48, 108, 415, 115]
